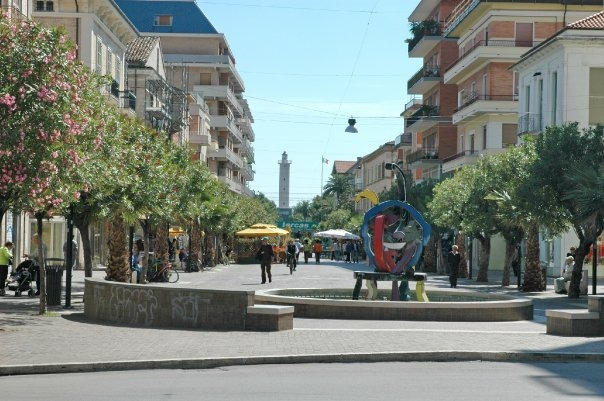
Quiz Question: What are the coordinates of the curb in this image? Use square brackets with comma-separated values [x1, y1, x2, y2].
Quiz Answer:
[2, 351, 604, 376]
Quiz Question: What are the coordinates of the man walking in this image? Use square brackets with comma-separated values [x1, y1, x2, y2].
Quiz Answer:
[256, 237, 274, 284]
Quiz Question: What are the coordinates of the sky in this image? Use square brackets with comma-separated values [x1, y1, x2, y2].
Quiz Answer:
[198, 0, 423, 206]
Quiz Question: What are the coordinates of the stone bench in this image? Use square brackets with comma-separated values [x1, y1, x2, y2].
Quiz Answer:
[84, 278, 293, 331]
[246, 305, 294, 331]
[353, 271, 428, 301]
[546, 295, 604, 336]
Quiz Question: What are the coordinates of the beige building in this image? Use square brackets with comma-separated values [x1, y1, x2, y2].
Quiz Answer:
[353, 142, 396, 214]
[117, 0, 255, 196]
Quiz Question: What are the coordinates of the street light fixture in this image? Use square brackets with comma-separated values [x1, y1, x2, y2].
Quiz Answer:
[345, 117, 358, 133]
[384, 162, 407, 203]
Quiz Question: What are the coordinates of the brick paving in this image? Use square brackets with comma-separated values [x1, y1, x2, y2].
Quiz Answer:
[1, 259, 603, 374]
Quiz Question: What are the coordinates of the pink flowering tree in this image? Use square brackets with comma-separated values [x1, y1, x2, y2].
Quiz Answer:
[0, 15, 104, 313]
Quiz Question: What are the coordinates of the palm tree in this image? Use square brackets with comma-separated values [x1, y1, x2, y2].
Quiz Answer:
[323, 174, 353, 203]
[294, 200, 311, 220]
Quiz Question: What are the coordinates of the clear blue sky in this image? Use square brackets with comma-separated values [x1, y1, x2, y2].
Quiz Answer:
[198, 0, 422, 206]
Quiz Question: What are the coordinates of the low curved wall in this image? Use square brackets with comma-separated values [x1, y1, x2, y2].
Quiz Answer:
[255, 288, 533, 322]
[84, 278, 254, 330]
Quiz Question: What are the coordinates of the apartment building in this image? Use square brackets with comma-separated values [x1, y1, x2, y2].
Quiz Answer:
[513, 10, 604, 273]
[353, 142, 396, 214]
[440, 0, 602, 176]
[2, 0, 31, 17]
[116, 0, 255, 196]
[405, 0, 459, 183]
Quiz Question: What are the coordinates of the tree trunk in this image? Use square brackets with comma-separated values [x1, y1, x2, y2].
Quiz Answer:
[502, 239, 519, 287]
[523, 223, 544, 292]
[35, 212, 47, 315]
[105, 214, 129, 282]
[191, 220, 203, 260]
[75, 220, 93, 278]
[422, 234, 437, 272]
[475, 235, 490, 282]
[140, 218, 151, 283]
[456, 234, 468, 278]
[155, 222, 168, 262]
[569, 240, 591, 298]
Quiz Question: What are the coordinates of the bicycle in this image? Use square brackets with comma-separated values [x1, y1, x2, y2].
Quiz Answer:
[141, 259, 179, 283]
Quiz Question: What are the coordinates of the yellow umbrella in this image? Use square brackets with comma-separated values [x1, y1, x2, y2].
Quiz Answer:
[235, 226, 289, 237]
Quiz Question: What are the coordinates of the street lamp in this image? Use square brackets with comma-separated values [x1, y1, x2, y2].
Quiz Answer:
[384, 162, 407, 202]
[345, 117, 358, 133]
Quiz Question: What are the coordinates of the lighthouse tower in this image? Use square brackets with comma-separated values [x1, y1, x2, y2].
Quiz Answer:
[278, 151, 292, 218]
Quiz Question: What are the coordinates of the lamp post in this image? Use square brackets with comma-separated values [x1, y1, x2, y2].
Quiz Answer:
[384, 162, 407, 202]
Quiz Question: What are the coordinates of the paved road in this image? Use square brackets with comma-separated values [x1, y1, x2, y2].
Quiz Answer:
[0, 259, 603, 375]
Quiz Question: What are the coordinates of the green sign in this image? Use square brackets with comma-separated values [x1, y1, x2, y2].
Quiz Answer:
[277, 221, 319, 231]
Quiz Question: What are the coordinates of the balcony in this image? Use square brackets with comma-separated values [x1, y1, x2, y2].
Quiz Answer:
[453, 93, 518, 124]
[401, 98, 423, 118]
[207, 146, 243, 168]
[210, 114, 243, 143]
[406, 105, 450, 132]
[395, 133, 413, 147]
[188, 130, 211, 145]
[239, 164, 255, 180]
[194, 84, 244, 116]
[441, 150, 479, 173]
[518, 113, 543, 135]
[444, 0, 603, 36]
[445, 40, 537, 84]
[407, 65, 441, 95]
[407, 148, 440, 166]
[407, 20, 443, 58]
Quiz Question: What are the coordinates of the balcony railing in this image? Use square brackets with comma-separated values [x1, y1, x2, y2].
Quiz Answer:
[442, 150, 479, 163]
[406, 105, 439, 128]
[407, 65, 441, 91]
[407, 148, 440, 165]
[447, 40, 539, 72]
[444, 0, 603, 36]
[407, 20, 443, 53]
[518, 113, 543, 134]
[454, 93, 516, 112]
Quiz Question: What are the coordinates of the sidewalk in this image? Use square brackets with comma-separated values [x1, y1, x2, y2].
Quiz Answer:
[1, 260, 603, 375]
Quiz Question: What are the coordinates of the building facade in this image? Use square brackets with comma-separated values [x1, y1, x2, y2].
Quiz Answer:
[117, 0, 255, 197]
[513, 10, 604, 275]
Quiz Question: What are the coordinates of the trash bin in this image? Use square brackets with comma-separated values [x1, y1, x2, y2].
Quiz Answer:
[45, 258, 64, 306]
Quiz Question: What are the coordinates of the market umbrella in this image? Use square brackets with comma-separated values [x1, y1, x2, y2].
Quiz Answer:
[235, 224, 289, 237]
[313, 229, 360, 240]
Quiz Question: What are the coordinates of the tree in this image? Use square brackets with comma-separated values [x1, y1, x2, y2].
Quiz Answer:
[530, 123, 604, 297]
[0, 16, 107, 313]
[293, 200, 311, 220]
[323, 174, 353, 206]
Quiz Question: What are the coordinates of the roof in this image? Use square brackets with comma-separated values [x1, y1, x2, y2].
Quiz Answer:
[332, 160, 356, 175]
[567, 10, 604, 30]
[116, 0, 218, 34]
[126, 36, 159, 66]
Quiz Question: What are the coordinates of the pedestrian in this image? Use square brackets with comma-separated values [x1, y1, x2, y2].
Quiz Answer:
[24, 234, 48, 295]
[567, 246, 577, 260]
[352, 241, 360, 263]
[63, 239, 78, 271]
[168, 238, 177, 262]
[345, 241, 353, 263]
[313, 239, 323, 264]
[330, 241, 336, 260]
[448, 245, 461, 288]
[286, 240, 297, 272]
[555, 255, 574, 293]
[303, 239, 311, 264]
[256, 237, 274, 284]
[293, 238, 303, 262]
[0, 241, 13, 296]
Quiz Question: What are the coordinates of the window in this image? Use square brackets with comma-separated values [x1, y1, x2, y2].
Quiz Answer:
[551, 71, 557, 125]
[482, 126, 487, 150]
[35, 1, 54, 11]
[589, 68, 604, 125]
[95, 38, 103, 73]
[115, 59, 122, 86]
[469, 133, 475, 153]
[106, 51, 113, 79]
[154, 15, 173, 26]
